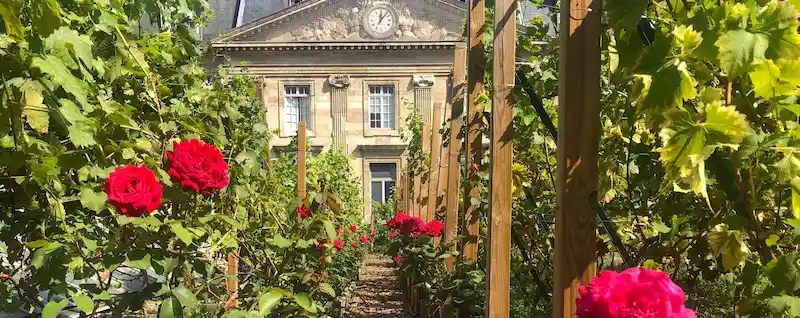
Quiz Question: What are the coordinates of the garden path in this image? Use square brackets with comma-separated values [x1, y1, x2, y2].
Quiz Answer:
[344, 255, 409, 318]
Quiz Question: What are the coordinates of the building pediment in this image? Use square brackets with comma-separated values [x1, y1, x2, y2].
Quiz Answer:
[211, 0, 466, 44]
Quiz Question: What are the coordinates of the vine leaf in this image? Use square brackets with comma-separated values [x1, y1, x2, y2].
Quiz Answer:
[72, 294, 94, 313]
[748, 59, 795, 99]
[755, 0, 799, 31]
[605, 0, 649, 31]
[779, 58, 800, 86]
[716, 29, 769, 78]
[767, 295, 800, 316]
[45, 27, 94, 68]
[770, 253, 800, 293]
[658, 102, 753, 201]
[708, 223, 751, 269]
[30, 0, 62, 37]
[172, 286, 197, 309]
[31, 55, 90, 107]
[22, 85, 49, 133]
[0, 0, 23, 39]
[677, 62, 697, 101]
[672, 25, 703, 56]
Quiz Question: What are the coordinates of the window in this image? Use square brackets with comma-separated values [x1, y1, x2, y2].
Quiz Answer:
[284, 85, 311, 135]
[368, 85, 395, 129]
[289, 0, 304, 6]
[370, 163, 397, 203]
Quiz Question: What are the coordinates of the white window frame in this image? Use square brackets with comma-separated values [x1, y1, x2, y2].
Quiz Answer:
[282, 84, 313, 136]
[367, 85, 396, 130]
[369, 163, 397, 203]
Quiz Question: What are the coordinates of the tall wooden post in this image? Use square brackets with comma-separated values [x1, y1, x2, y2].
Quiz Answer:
[225, 252, 238, 308]
[486, 0, 515, 315]
[297, 121, 307, 199]
[444, 43, 467, 270]
[426, 102, 444, 222]
[553, 0, 602, 315]
[463, 0, 485, 265]
[418, 122, 432, 219]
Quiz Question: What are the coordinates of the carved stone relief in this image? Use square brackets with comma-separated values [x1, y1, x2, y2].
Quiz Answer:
[284, 1, 461, 41]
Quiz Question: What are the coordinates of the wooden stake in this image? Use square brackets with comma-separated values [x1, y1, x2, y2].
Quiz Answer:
[225, 252, 238, 309]
[426, 102, 444, 222]
[297, 121, 307, 199]
[444, 43, 467, 270]
[418, 122, 432, 219]
[463, 0, 485, 265]
[553, 0, 602, 315]
[486, 0, 516, 314]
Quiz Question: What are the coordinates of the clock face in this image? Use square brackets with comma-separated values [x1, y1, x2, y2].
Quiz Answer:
[363, 5, 398, 38]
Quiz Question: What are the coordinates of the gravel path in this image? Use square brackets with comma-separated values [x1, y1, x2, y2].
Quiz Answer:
[345, 255, 410, 318]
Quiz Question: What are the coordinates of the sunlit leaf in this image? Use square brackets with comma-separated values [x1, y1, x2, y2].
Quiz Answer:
[708, 223, 750, 269]
[716, 29, 769, 78]
[749, 59, 795, 99]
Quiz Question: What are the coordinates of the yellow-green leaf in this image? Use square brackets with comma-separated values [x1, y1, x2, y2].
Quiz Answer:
[708, 223, 750, 270]
[22, 86, 49, 133]
[672, 25, 703, 56]
[677, 62, 697, 101]
[749, 59, 795, 98]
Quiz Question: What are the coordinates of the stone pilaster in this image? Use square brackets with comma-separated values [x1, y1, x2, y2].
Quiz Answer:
[328, 74, 351, 152]
[413, 75, 435, 121]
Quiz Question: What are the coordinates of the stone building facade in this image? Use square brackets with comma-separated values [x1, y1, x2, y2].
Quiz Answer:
[204, 0, 556, 222]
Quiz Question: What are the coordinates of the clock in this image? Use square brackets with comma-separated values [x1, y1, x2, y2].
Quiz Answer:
[362, 3, 399, 39]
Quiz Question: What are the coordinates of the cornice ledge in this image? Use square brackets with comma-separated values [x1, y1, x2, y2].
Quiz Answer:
[210, 41, 462, 51]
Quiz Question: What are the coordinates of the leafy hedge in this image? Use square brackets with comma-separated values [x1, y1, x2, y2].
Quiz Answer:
[0, 0, 367, 317]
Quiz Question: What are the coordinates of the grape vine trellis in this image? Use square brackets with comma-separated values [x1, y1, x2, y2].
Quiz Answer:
[386, 0, 800, 316]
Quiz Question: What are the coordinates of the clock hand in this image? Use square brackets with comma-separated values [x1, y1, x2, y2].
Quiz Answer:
[377, 11, 386, 25]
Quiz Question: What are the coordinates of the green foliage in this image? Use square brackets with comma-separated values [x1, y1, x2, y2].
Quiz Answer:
[0, 1, 367, 317]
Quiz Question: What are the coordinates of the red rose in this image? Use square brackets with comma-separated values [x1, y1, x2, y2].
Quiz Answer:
[400, 217, 425, 237]
[349, 225, 358, 232]
[297, 205, 312, 218]
[359, 234, 368, 244]
[371, 229, 376, 237]
[386, 211, 409, 230]
[388, 231, 398, 239]
[104, 165, 162, 217]
[166, 139, 229, 196]
[393, 255, 401, 264]
[333, 240, 344, 251]
[423, 219, 444, 237]
[351, 241, 358, 247]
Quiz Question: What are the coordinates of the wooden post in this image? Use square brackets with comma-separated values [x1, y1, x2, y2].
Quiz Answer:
[426, 102, 444, 222]
[418, 122, 432, 219]
[553, 0, 602, 315]
[225, 252, 238, 309]
[397, 172, 406, 212]
[486, 0, 515, 314]
[297, 121, 307, 199]
[444, 43, 467, 271]
[463, 0, 485, 265]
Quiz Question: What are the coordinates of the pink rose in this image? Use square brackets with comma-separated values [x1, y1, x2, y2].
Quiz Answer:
[577, 268, 696, 318]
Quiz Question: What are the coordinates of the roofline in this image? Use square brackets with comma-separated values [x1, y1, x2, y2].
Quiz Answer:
[210, 0, 469, 43]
